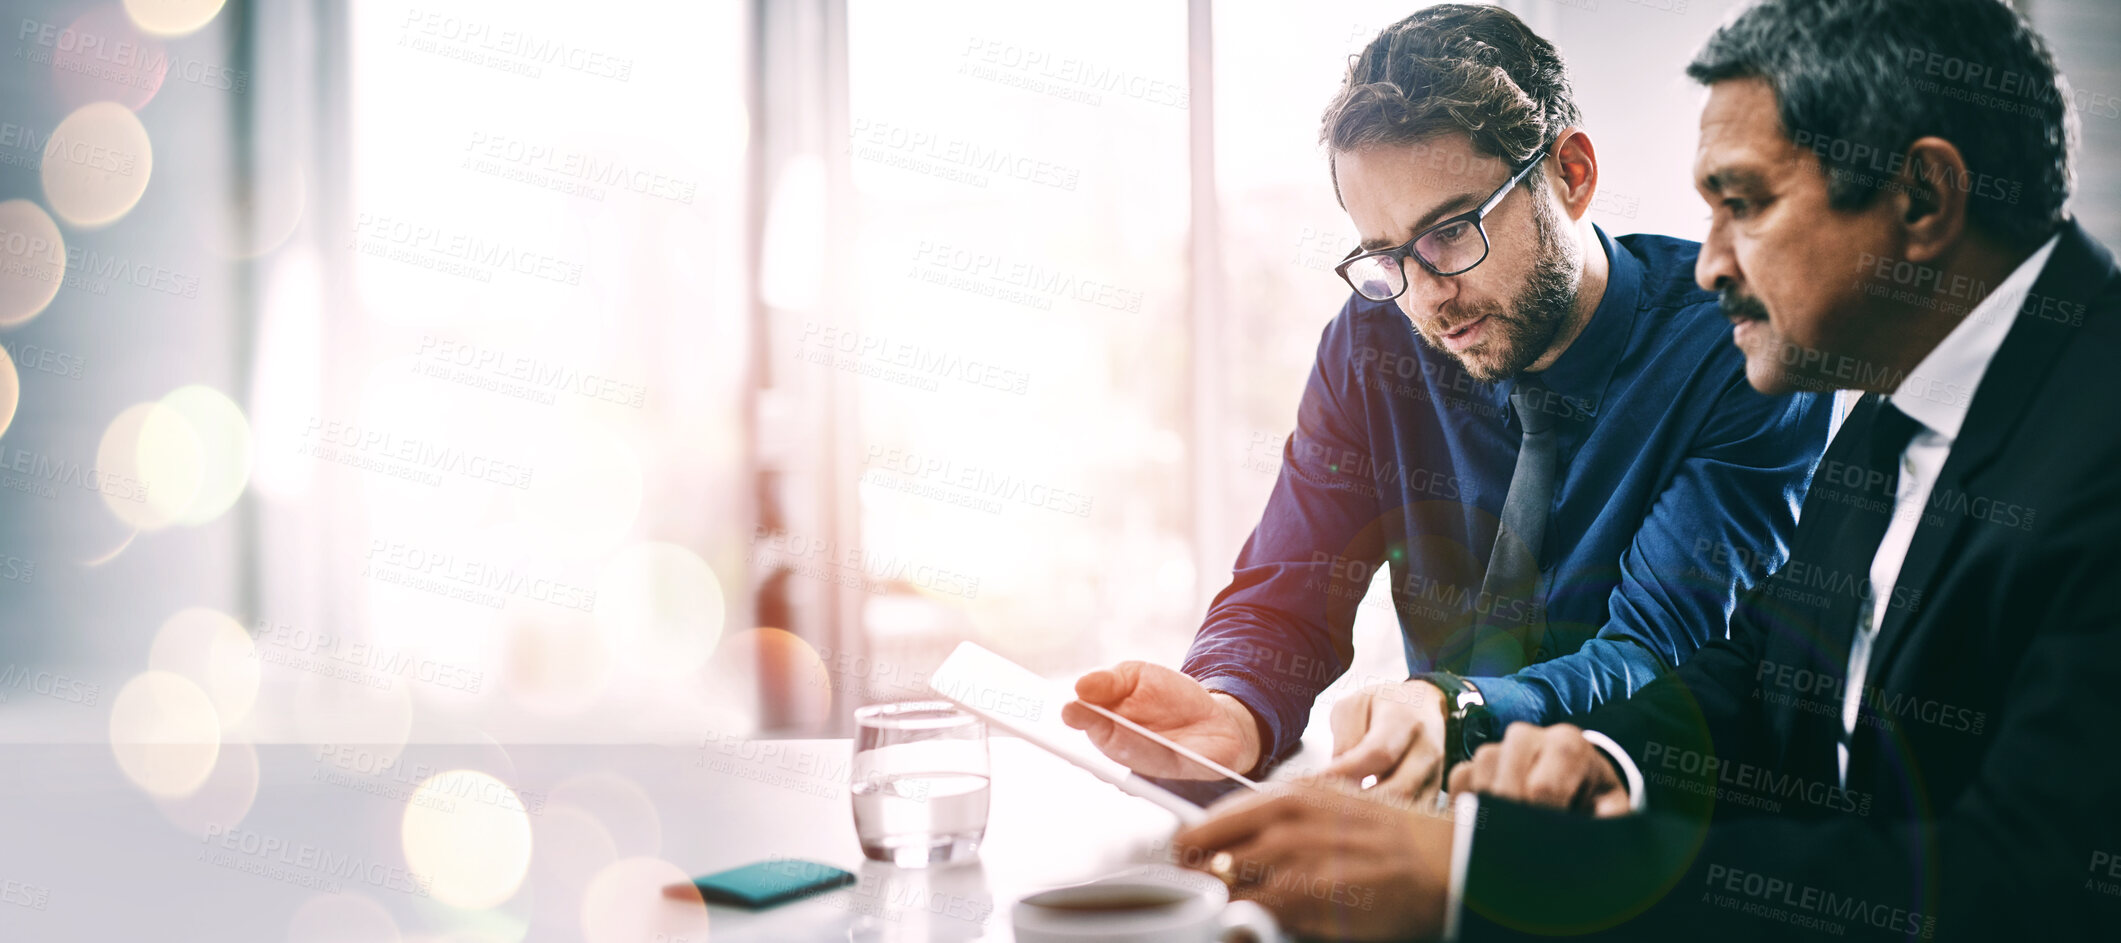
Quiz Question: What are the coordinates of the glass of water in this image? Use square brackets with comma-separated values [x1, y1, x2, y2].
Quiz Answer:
[851, 701, 989, 868]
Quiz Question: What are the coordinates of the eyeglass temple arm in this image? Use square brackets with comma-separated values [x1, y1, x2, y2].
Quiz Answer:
[1475, 150, 1548, 218]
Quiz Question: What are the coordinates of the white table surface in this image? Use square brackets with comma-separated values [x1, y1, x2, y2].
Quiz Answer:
[0, 736, 1205, 942]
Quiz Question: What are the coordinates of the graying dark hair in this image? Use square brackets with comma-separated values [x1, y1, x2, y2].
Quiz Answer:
[1688, 0, 2073, 247]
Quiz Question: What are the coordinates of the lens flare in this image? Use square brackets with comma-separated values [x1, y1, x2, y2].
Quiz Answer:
[42, 102, 154, 229]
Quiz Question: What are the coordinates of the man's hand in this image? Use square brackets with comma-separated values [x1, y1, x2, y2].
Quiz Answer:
[1322, 679, 1448, 802]
[1173, 779, 1455, 941]
[1446, 722, 1633, 818]
[1061, 661, 1261, 779]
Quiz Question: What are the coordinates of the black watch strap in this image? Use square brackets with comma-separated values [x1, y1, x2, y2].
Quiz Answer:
[1418, 671, 1488, 768]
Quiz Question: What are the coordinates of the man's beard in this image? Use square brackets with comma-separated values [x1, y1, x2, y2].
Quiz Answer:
[1422, 198, 1581, 382]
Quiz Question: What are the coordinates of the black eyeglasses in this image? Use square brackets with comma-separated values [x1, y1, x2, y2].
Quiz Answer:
[1333, 143, 1552, 302]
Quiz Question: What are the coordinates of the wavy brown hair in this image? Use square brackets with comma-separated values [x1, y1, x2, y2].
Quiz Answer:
[1324, 5, 1580, 201]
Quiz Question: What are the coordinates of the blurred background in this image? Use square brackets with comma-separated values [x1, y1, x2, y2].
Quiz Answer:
[0, 0, 2114, 757]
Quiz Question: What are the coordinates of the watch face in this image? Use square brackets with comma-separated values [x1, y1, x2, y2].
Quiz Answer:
[1461, 705, 1501, 755]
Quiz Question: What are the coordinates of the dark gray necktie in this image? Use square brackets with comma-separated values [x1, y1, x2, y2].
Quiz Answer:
[1471, 374, 1559, 665]
[1834, 397, 1924, 785]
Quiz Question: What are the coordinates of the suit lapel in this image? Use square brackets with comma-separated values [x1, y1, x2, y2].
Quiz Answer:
[1867, 223, 2115, 673]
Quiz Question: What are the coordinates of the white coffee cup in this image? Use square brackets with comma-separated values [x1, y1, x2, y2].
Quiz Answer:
[1010, 865, 1281, 943]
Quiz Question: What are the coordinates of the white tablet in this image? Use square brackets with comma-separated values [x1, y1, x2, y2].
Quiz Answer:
[925, 641, 1259, 825]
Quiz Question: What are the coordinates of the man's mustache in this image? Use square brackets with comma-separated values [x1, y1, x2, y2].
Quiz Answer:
[1719, 289, 1769, 322]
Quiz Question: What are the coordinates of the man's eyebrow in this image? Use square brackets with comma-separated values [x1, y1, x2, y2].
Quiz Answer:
[1701, 166, 1767, 193]
[1358, 193, 1481, 251]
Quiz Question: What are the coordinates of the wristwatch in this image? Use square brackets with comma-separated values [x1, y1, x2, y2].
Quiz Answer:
[1419, 671, 1497, 771]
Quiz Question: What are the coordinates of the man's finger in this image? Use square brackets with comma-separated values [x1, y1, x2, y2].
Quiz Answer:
[1181, 833, 1282, 889]
[1321, 700, 1415, 781]
[1449, 741, 1494, 795]
[1174, 786, 1299, 854]
[1491, 723, 1544, 803]
[1592, 781, 1634, 818]
[1058, 700, 1112, 736]
[1376, 724, 1442, 801]
[1519, 741, 1591, 810]
[1073, 662, 1140, 704]
[1328, 691, 1373, 758]
[1220, 834, 1327, 931]
[1059, 703, 1183, 774]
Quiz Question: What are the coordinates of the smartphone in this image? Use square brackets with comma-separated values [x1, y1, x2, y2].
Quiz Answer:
[677, 858, 856, 909]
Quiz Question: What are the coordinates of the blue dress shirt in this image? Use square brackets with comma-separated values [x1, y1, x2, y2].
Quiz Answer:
[1182, 227, 1832, 767]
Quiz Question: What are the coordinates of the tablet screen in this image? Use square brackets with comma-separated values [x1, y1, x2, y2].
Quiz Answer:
[925, 642, 1255, 817]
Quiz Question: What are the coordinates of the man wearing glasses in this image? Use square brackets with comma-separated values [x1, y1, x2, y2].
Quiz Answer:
[1065, 4, 1832, 802]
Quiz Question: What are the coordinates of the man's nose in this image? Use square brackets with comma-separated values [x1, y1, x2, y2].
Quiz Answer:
[1397, 262, 1459, 317]
[1696, 220, 1739, 294]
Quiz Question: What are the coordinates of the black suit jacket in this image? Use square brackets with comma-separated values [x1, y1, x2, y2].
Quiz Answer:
[1456, 221, 2121, 942]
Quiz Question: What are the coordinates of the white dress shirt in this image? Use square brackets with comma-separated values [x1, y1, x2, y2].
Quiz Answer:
[1836, 234, 2057, 785]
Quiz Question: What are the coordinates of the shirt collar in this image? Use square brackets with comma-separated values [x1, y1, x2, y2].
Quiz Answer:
[1888, 233, 2061, 441]
[1507, 224, 1638, 423]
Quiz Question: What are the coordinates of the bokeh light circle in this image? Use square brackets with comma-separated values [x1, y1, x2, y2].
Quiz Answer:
[153, 737, 258, 839]
[549, 772, 661, 859]
[285, 672, 415, 766]
[526, 805, 618, 935]
[98, 401, 203, 530]
[580, 858, 709, 943]
[53, 6, 168, 110]
[148, 607, 258, 724]
[594, 543, 726, 677]
[401, 770, 535, 910]
[109, 670, 222, 798]
[160, 384, 253, 525]
[286, 892, 403, 943]
[0, 199, 65, 327]
[123, 0, 228, 37]
[0, 346, 16, 440]
[513, 427, 642, 555]
[42, 102, 154, 229]
[213, 162, 305, 260]
[705, 627, 833, 733]
[501, 613, 613, 717]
